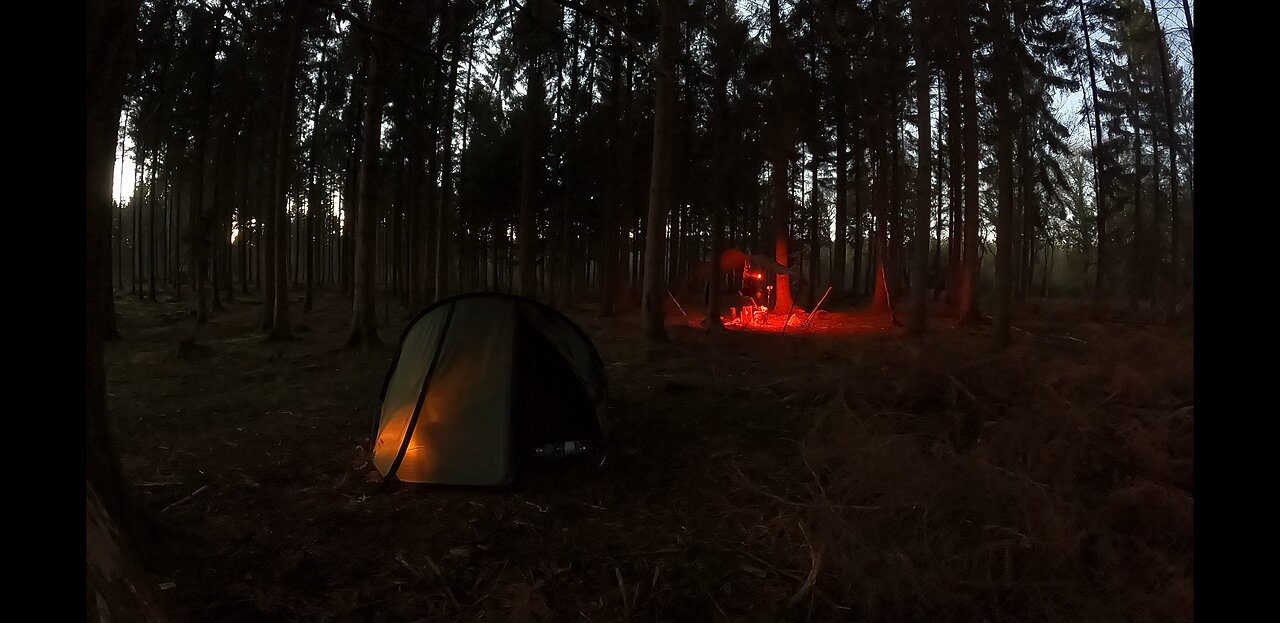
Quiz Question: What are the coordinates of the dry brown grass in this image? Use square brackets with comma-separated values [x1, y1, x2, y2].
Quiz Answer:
[732, 323, 1193, 622]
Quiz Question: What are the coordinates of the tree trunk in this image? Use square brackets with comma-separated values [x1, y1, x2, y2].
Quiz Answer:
[436, 29, 461, 302]
[87, 1, 169, 617]
[341, 49, 367, 299]
[115, 111, 128, 297]
[769, 0, 795, 315]
[518, 57, 544, 299]
[869, 122, 892, 315]
[1016, 113, 1032, 302]
[1149, 0, 1182, 319]
[346, 0, 385, 347]
[808, 156, 821, 307]
[889, 122, 904, 313]
[269, 1, 303, 340]
[829, 40, 848, 299]
[260, 131, 277, 329]
[908, 0, 930, 337]
[148, 151, 158, 303]
[1078, 0, 1108, 310]
[852, 139, 865, 297]
[305, 50, 323, 312]
[1181, 0, 1193, 59]
[957, 1, 981, 325]
[992, 0, 1014, 350]
[131, 159, 140, 295]
[708, 0, 731, 326]
[642, 0, 680, 340]
[599, 29, 626, 317]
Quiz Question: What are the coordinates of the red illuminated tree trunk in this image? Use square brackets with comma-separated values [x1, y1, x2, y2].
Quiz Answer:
[769, 0, 795, 315]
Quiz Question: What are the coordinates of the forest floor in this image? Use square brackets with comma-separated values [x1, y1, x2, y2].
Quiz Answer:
[107, 288, 1193, 623]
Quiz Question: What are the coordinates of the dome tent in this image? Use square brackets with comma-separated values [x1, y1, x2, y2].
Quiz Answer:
[372, 293, 608, 486]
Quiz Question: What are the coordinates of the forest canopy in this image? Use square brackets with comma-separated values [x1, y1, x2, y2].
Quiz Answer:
[100, 0, 1194, 343]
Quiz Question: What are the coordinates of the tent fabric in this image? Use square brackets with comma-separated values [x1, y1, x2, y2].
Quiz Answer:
[373, 293, 607, 486]
[711, 248, 801, 277]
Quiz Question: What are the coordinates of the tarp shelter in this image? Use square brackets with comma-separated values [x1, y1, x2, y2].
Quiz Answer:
[372, 293, 608, 486]
[716, 248, 801, 277]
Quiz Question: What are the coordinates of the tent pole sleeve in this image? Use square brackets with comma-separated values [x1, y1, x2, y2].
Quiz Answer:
[385, 301, 459, 479]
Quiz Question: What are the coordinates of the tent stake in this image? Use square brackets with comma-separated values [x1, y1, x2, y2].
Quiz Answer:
[781, 300, 798, 335]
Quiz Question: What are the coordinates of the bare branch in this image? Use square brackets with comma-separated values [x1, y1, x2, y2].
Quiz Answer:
[545, 0, 649, 58]
[304, 0, 445, 65]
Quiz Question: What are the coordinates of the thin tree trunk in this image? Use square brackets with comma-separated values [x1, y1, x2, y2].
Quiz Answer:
[148, 151, 158, 303]
[341, 48, 367, 298]
[346, 0, 385, 347]
[172, 156, 183, 300]
[769, 0, 795, 314]
[87, 11, 168, 614]
[831, 41, 848, 298]
[436, 29, 461, 302]
[1129, 126, 1142, 311]
[1180, 0, 1193, 59]
[518, 57, 543, 299]
[957, 1, 981, 325]
[1149, 0, 1183, 319]
[306, 43, 327, 312]
[908, 0, 930, 337]
[132, 156, 140, 295]
[852, 141, 865, 298]
[706, 45, 726, 333]
[992, 0, 1014, 350]
[1078, 0, 1108, 310]
[808, 156, 820, 307]
[115, 111, 128, 295]
[642, 0, 680, 340]
[270, 2, 305, 339]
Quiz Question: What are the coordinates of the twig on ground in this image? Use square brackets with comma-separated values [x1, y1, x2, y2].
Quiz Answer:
[732, 547, 844, 611]
[789, 520, 824, 607]
[425, 556, 461, 611]
[162, 485, 208, 513]
[615, 567, 630, 621]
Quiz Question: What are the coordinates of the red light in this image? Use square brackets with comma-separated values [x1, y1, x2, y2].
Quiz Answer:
[755, 272, 763, 279]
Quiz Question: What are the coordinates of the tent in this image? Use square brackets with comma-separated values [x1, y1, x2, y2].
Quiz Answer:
[372, 293, 608, 486]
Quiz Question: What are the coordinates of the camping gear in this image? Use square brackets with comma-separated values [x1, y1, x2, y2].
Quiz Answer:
[533, 441, 591, 459]
[372, 293, 608, 486]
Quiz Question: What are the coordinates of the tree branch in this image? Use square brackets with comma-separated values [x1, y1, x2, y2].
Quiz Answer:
[545, 0, 649, 58]
[304, 0, 445, 65]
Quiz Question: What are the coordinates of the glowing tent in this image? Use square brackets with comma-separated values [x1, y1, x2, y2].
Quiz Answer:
[373, 293, 608, 486]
